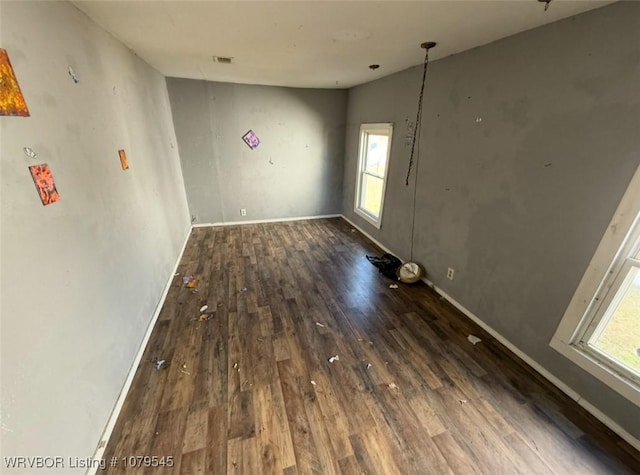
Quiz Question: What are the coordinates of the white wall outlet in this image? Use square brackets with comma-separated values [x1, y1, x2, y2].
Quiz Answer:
[447, 267, 455, 280]
[240, 209, 247, 216]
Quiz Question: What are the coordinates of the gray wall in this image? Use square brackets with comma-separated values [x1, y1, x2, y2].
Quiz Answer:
[343, 2, 640, 438]
[167, 78, 346, 223]
[0, 1, 190, 468]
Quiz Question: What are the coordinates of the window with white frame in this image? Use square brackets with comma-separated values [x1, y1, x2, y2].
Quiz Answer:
[551, 164, 640, 406]
[354, 123, 393, 228]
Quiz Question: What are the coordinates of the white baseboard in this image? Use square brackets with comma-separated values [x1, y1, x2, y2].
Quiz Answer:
[88, 226, 193, 474]
[425, 279, 640, 452]
[193, 213, 341, 227]
[342, 213, 640, 452]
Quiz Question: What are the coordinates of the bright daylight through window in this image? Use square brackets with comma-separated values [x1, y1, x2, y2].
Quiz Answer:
[552, 164, 640, 406]
[575, 216, 640, 378]
[354, 123, 393, 228]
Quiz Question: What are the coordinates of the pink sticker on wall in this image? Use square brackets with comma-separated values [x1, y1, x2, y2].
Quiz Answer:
[242, 130, 260, 150]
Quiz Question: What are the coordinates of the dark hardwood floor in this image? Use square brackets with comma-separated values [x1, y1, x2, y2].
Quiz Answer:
[100, 217, 640, 474]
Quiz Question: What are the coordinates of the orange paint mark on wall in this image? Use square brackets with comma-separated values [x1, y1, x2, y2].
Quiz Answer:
[0, 49, 29, 117]
[118, 149, 129, 170]
[29, 164, 60, 206]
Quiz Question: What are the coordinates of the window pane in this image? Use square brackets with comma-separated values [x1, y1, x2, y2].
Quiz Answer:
[364, 134, 389, 176]
[360, 174, 384, 218]
[589, 266, 640, 376]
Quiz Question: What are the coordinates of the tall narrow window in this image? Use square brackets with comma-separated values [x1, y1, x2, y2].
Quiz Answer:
[551, 164, 640, 406]
[354, 123, 393, 228]
[575, 214, 640, 381]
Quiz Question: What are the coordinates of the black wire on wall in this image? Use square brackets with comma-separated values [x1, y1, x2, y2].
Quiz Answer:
[405, 45, 434, 186]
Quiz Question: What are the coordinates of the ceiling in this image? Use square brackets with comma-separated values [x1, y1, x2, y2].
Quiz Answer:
[73, 0, 612, 89]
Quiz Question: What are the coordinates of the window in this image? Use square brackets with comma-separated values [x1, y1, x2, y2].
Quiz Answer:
[551, 164, 640, 406]
[354, 123, 393, 228]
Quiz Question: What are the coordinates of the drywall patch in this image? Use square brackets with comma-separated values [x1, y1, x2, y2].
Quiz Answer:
[23, 147, 37, 159]
[68, 65, 79, 84]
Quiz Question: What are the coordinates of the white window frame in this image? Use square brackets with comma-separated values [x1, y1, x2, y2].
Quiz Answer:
[551, 163, 640, 407]
[354, 123, 393, 228]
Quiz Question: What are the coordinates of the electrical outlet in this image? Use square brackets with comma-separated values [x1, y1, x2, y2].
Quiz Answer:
[240, 208, 247, 216]
[447, 267, 455, 280]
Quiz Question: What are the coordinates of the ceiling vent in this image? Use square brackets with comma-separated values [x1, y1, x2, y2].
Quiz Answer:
[212, 56, 233, 64]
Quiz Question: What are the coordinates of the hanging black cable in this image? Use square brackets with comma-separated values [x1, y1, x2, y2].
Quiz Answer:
[409, 95, 424, 262]
[405, 41, 436, 186]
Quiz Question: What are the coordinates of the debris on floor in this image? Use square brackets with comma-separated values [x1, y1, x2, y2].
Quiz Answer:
[200, 305, 208, 312]
[153, 359, 168, 371]
[240, 287, 248, 292]
[459, 399, 468, 405]
[467, 334, 482, 345]
[186, 279, 198, 289]
[315, 322, 326, 328]
[233, 363, 238, 369]
[191, 289, 199, 294]
[389, 283, 399, 289]
[180, 364, 191, 375]
[198, 313, 214, 321]
[310, 380, 317, 386]
[328, 355, 340, 363]
[366, 253, 402, 280]
[257, 337, 264, 343]
[388, 383, 399, 390]
[366, 363, 372, 369]
[183, 275, 194, 284]
[174, 272, 180, 277]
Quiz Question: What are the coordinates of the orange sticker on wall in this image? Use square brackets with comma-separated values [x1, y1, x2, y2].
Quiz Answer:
[29, 164, 60, 206]
[118, 149, 129, 170]
[0, 49, 29, 117]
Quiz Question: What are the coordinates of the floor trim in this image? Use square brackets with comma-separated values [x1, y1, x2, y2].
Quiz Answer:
[340, 214, 640, 452]
[193, 213, 342, 227]
[89, 226, 193, 474]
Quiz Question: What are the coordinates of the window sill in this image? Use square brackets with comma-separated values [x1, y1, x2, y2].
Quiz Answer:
[354, 207, 382, 229]
[550, 337, 640, 407]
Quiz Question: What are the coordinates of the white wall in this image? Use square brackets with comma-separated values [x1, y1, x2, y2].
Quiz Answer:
[0, 1, 190, 469]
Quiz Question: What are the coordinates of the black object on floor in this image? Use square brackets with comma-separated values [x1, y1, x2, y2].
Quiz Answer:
[366, 253, 402, 281]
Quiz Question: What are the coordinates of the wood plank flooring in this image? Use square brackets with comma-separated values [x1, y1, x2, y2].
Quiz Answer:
[99, 217, 640, 474]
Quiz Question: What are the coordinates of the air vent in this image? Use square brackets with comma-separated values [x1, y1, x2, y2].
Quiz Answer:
[212, 56, 233, 64]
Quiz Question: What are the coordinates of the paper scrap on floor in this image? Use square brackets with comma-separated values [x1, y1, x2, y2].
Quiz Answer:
[467, 334, 482, 345]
